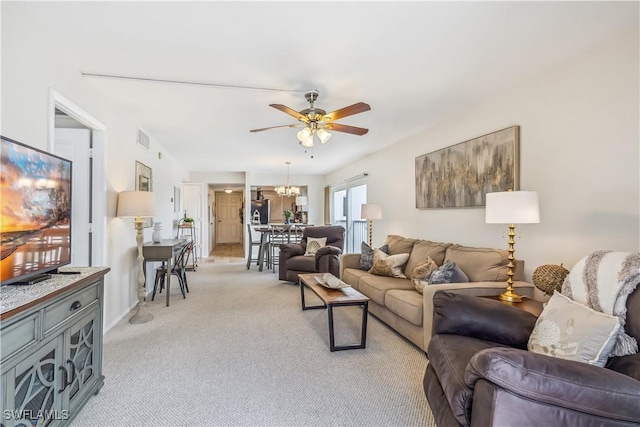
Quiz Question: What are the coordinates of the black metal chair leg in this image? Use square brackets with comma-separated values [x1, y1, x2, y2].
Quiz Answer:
[176, 273, 186, 298]
[152, 271, 163, 301]
[183, 271, 189, 293]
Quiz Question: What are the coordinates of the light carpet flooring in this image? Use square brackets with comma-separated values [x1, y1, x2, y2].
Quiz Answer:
[71, 257, 436, 426]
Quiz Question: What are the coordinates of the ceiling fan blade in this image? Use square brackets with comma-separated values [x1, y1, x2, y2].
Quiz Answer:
[322, 102, 371, 121]
[325, 123, 369, 136]
[250, 123, 302, 133]
[270, 104, 307, 121]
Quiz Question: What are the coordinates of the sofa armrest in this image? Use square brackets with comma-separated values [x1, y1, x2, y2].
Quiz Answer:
[316, 245, 342, 258]
[339, 253, 362, 278]
[466, 347, 640, 423]
[422, 281, 535, 350]
[280, 243, 304, 258]
[431, 291, 537, 348]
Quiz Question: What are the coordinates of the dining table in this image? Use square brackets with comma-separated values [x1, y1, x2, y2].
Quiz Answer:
[253, 224, 311, 271]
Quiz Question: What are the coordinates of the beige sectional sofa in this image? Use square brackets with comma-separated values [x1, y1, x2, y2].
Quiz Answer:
[339, 235, 535, 353]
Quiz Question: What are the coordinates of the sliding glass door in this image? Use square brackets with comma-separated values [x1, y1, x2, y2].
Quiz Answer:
[332, 184, 367, 253]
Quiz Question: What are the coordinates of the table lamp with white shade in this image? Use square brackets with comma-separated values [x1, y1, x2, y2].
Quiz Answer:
[117, 190, 156, 324]
[361, 203, 382, 247]
[485, 190, 540, 302]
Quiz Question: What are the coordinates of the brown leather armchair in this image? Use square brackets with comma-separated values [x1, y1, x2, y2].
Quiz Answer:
[424, 290, 640, 427]
[278, 225, 345, 282]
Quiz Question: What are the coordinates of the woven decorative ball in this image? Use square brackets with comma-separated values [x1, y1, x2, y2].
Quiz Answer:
[532, 264, 569, 295]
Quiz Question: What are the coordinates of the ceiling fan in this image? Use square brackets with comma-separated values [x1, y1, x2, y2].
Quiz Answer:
[250, 89, 371, 147]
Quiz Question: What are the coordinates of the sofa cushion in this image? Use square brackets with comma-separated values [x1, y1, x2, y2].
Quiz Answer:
[429, 261, 470, 285]
[528, 292, 621, 367]
[384, 235, 417, 255]
[411, 257, 439, 294]
[386, 289, 423, 326]
[358, 274, 415, 305]
[341, 268, 371, 291]
[286, 255, 317, 272]
[360, 242, 389, 270]
[428, 334, 510, 426]
[404, 240, 452, 277]
[368, 249, 410, 278]
[445, 244, 509, 282]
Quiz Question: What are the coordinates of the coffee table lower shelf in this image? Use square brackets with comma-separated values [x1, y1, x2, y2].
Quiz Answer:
[298, 273, 370, 352]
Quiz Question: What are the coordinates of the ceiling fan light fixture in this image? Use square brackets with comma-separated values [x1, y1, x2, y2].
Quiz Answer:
[317, 128, 332, 144]
[251, 90, 371, 147]
[297, 127, 312, 144]
[297, 127, 314, 147]
[300, 135, 314, 147]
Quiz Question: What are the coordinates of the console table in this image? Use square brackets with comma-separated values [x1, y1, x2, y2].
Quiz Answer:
[0, 267, 110, 426]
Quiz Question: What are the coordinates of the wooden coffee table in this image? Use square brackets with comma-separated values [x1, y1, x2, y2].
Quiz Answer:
[298, 273, 370, 352]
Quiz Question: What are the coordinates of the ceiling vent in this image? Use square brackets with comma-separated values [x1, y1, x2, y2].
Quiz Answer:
[137, 129, 150, 150]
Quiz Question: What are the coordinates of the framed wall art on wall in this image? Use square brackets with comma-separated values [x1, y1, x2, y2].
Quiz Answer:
[135, 161, 153, 192]
[415, 126, 519, 209]
[135, 161, 153, 227]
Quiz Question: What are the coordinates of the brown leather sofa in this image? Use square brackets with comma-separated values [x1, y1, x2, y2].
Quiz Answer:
[424, 290, 640, 427]
[279, 225, 345, 282]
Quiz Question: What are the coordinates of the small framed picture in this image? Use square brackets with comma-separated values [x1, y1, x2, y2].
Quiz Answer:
[135, 161, 153, 228]
[135, 161, 153, 192]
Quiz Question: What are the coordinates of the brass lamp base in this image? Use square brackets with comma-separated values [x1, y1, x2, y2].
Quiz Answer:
[499, 288, 523, 302]
[499, 222, 522, 303]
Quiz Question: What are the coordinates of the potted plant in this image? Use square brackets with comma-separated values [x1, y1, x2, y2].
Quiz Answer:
[283, 209, 293, 224]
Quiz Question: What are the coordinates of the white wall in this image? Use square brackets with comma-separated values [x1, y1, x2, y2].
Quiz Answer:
[2, 10, 189, 330]
[326, 32, 640, 279]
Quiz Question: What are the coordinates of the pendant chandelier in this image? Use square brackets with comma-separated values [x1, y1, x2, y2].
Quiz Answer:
[275, 161, 301, 197]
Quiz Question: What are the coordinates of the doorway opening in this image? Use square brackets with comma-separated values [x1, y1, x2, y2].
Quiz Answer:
[48, 89, 107, 267]
[208, 185, 245, 259]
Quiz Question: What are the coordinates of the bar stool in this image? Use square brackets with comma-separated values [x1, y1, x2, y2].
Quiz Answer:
[246, 224, 262, 269]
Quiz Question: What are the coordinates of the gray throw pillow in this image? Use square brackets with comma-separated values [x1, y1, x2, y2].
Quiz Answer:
[428, 261, 470, 285]
[360, 242, 389, 270]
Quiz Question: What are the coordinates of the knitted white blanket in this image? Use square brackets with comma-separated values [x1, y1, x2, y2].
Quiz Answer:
[562, 250, 640, 356]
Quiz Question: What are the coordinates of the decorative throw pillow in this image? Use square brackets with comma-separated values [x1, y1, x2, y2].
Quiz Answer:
[411, 257, 439, 294]
[368, 248, 410, 278]
[383, 235, 417, 255]
[359, 242, 389, 270]
[304, 237, 327, 256]
[428, 261, 469, 285]
[528, 292, 622, 367]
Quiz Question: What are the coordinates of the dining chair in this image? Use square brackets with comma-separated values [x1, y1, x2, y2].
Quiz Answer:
[269, 225, 289, 272]
[289, 225, 303, 244]
[152, 241, 191, 301]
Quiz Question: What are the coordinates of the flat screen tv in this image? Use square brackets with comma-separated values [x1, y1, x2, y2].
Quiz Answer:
[1, 136, 72, 285]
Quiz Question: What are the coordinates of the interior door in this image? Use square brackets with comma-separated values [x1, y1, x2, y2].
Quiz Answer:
[216, 193, 243, 244]
[54, 128, 91, 267]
